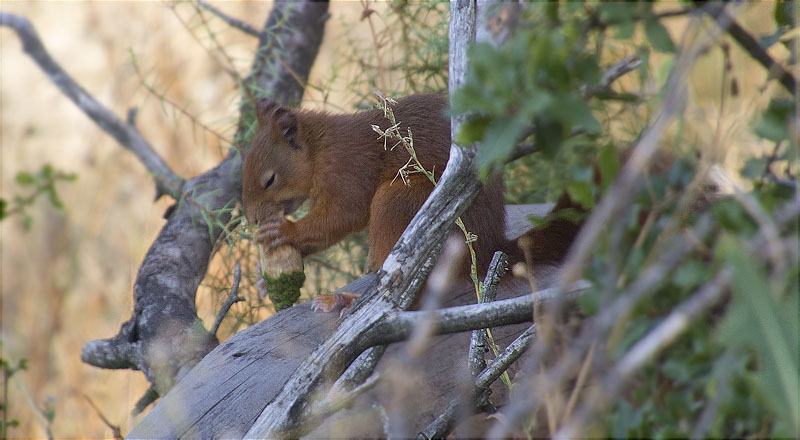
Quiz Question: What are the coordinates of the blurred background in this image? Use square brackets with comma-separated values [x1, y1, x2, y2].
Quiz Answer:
[0, 1, 791, 438]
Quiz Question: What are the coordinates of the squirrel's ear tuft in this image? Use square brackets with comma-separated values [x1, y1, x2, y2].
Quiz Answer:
[255, 98, 301, 150]
[274, 108, 300, 151]
[256, 98, 277, 126]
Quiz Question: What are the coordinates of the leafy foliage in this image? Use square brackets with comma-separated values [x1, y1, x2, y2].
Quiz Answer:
[0, 164, 77, 229]
[449, 1, 798, 437]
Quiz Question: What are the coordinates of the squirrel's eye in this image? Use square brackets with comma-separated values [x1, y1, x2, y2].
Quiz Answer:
[263, 173, 276, 190]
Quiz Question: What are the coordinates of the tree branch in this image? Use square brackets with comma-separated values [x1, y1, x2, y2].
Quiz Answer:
[243, 2, 488, 436]
[554, 270, 733, 439]
[487, 214, 717, 437]
[79, 0, 329, 396]
[558, 10, 730, 285]
[367, 282, 589, 347]
[210, 262, 244, 336]
[0, 12, 183, 200]
[489, 194, 800, 437]
[705, 4, 797, 94]
[510, 54, 642, 163]
[420, 322, 538, 439]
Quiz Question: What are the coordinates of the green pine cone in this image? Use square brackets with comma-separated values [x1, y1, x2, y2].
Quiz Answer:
[262, 271, 306, 311]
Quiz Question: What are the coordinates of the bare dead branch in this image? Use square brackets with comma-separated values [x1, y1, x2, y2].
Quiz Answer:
[705, 4, 797, 93]
[420, 322, 538, 439]
[210, 262, 244, 336]
[581, 54, 643, 97]
[301, 373, 382, 434]
[487, 214, 716, 437]
[367, 282, 588, 347]
[0, 12, 183, 200]
[554, 270, 733, 439]
[468, 251, 508, 411]
[406, 237, 462, 357]
[197, 0, 261, 37]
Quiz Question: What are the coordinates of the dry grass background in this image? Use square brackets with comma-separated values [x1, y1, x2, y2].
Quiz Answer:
[0, 2, 392, 437]
[0, 1, 789, 438]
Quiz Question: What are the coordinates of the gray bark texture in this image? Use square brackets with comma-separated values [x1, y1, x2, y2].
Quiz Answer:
[78, 1, 330, 395]
[129, 204, 562, 438]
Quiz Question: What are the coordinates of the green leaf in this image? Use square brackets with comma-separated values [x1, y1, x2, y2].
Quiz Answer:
[598, 3, 636, 25]
[598, 143, 620, 192]
[566, 180, 594, 209]
[533, 118, 566, 157]
[0, 199, 7, 220]
[741, 156, 770, 180]
[456, 116, 492, 146]
[15, 171, 36, 186]
[774, 1, 791, 27]
[47, 187, 64, 211]
[615, 20, 635, 39]
[753, 99, 794, 143]
[41, 163, 54, 180]
[673, 260, 707, 290]
[60, 172, 79, 182]
[476, 114, 528, 175]
[716, 236, 800, 434]
[644, 18, 676, 53]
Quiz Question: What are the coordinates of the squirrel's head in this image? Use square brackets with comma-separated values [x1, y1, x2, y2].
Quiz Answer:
[242, 98, 312, 225]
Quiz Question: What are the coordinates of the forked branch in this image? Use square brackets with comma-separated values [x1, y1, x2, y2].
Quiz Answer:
[0, 12, 183, 200]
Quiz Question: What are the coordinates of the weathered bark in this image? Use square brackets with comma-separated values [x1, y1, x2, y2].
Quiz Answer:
[79, 1, 329, 395]
[129, 204, 567, 438]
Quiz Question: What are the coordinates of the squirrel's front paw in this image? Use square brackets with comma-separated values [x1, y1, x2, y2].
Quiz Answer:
[255, 218, 294, 249]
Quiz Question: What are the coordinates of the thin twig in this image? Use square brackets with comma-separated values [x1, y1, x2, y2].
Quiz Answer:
[0, 12, 183, 200]
[704, 4, 797, 93]
[580, 54, 642, 98]
[510, 54, 641, 162]
[300, 373, 381, 433]
[420, 322, 538, 439]
[368, 282, 589, 347]
[83, 395, 123, 440]
[211, 262, 244, 336]
[468, 251, 509, 411]
[558, 6, 730, 286]
[487, 215, 716, 438]
[197, 0, 261, 37]
[132, 386, 159, 416]
[553, 270, 733, 439]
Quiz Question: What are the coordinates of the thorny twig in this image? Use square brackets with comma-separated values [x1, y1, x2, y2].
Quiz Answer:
[704, 4, 797, 93]
[197, 0, 261, 37]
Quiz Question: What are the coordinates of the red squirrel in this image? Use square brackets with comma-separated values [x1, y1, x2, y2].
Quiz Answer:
[240, 94, 704, 312]
[242, 94, 544, 311]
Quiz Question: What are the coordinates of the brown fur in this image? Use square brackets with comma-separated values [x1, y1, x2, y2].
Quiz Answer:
[242, 94, 522, 276]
